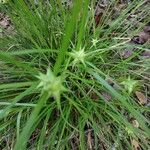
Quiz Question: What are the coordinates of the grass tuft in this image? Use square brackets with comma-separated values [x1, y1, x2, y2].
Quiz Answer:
[0, 0, 150, 149]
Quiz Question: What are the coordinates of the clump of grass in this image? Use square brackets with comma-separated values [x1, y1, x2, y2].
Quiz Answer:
[0, 0, 150, 149]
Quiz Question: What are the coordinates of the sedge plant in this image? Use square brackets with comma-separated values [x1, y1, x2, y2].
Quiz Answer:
[0, 0, 150, 149]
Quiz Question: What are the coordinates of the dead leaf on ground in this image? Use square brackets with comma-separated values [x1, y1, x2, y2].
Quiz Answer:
[144, 24, 150, 33]
[129, 22, 150, 46]
[138, 32, 150, 43]
[131, 32, 150, 45]
[130, 118, 140, 150]
[0, 13, 11, 29]
[131, 139, 140, 150]
[94, 1, 107, 27]
[141, 51, 150, 59]
[132, 119, 139, 128]
[87, 129, 93, 150]
[121, 23, 150, 59]
[135, 91, 147, 105]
